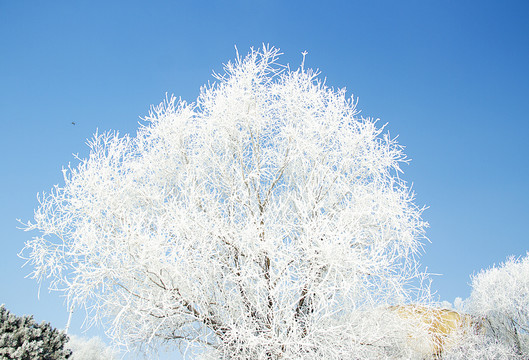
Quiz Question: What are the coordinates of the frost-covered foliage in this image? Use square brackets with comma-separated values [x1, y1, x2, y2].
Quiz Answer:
[0, 304, 71, 360]
[442, 332, 521, 360]
[467, 253, 529, 357]
[22, 46, 429, 359]
[66, 335, 117, 360]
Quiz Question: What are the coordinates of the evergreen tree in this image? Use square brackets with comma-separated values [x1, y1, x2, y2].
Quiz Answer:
[0, 305, 71, 360]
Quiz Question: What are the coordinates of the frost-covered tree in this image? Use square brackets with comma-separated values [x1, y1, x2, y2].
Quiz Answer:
[0, 304, 71, 360]
[467, 253, 529, 357]
[22, 46, 428, 359]
[66, 335, 117, 360]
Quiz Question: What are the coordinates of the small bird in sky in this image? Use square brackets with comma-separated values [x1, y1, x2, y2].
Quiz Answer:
[71, 122, 76, 125]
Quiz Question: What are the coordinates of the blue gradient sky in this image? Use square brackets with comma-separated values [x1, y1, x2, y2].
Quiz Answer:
[1, 1, 528, 358]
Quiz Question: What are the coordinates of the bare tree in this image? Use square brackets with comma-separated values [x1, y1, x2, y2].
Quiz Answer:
[22, 46, 428, 359]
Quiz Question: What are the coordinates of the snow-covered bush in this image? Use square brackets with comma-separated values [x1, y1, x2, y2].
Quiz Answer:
[0, 304, 71, 360]
[22, 46, 428, 359]
[442, 332, 521, 360]
[467, 253, 529, 357]
[66, 335, 117, 360]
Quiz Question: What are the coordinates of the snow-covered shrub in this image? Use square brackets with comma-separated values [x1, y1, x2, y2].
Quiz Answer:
[467, 253, 529, 357]
[0, 304, 71, 360]
[443, 332, 521, 360]
[66, 335, 117, 360]
[381, 304, 491, 359]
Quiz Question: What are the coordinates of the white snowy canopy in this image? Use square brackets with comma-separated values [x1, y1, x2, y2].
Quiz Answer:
[24, 46, 428, 359]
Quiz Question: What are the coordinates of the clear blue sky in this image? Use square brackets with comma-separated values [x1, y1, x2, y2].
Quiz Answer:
[1, 0, 528, 358]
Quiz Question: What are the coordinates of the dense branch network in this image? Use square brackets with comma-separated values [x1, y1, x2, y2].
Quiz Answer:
[23, 46, 429, 359]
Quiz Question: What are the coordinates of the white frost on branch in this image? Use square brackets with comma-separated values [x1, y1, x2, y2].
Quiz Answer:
[22, 46, 429, 359]
[66, 335, 118, 360]
[467, 253, 529, 357]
